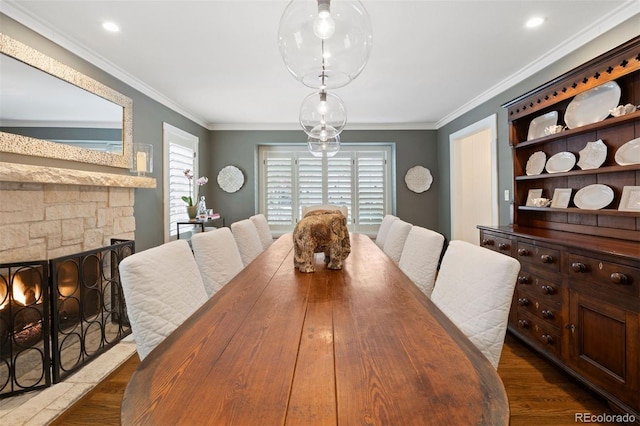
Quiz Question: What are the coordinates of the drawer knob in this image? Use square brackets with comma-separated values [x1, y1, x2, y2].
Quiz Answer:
[610, 273, 628, 285]
[541, 285, 555, 295]
[518, 319, 530, 328]
[540, 254, 554, 264]
[517, 298, 529, 306]
[571, 262, 587, 272]
[541, 334, 554, 345]
[481, 239, 494, 246]
[498, 243, 509, 250]
[517, 276, 530, 285]
[541, 309, 554, 319]
[518, 248, 529, 256]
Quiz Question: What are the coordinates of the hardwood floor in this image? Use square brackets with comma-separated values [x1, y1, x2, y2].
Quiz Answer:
[53, 333, 617, 425]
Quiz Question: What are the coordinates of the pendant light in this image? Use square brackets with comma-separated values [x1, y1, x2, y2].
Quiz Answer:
[278, 0, 373, 89]
[308, 134, 340, 157]
[299, 90, 347, 141]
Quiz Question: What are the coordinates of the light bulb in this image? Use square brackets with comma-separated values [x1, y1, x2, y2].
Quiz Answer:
[308, 134, 340, 157]
[317, 92, 328, 115]
[313, 0, 335, 39]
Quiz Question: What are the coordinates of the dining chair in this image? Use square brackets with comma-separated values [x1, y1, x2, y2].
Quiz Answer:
[375, 214, 398, 248]
[382, 219, 412, 263]
[398, 226, 445, 297]
[430, 240, 520, 369]
[230, 219, 264, 266]
[191, 227, 244, 297]
[250, 213, 274, 250]
[301, 204, 348, 218]
[118, 239, 208, 360]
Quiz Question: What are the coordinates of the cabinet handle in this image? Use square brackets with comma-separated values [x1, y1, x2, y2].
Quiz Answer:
[498, 243, 509, 250]
[541, 285, 555, 295]
[481, 239, 494, 246]
[517, 248, 529, 256]
[541, 309, 554, 319]
[541, 334, 554, 345]
[517, 298, 529, 306]
[518, 319, 530, 328]
[565, 323, 576, 333]
[610, 273, 628, 285]
[517, 276, 529, 285]
[571, 262, 588, 272]
[540, 254, 554, 264]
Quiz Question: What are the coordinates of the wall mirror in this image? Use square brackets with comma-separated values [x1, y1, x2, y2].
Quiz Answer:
[0, 33, 133, 168]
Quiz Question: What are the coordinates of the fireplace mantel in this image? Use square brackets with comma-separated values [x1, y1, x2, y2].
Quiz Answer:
[0, 162, 156, 188]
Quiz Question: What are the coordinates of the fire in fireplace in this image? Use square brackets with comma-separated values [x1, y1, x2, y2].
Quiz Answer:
[0, 240, 133, 397]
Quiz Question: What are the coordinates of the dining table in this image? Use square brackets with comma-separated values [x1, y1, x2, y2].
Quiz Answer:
[121, 233, 509, 425]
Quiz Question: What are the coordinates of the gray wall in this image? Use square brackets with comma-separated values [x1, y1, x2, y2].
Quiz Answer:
[436, 16, 640, 240]
[205, 129, 438, 229]
[1, 14, 209, 251]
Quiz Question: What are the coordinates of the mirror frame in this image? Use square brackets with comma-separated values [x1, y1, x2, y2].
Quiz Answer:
[0, 33, 133, 169]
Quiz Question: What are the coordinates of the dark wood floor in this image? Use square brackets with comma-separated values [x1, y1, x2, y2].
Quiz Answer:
[53, 333, 617, 425]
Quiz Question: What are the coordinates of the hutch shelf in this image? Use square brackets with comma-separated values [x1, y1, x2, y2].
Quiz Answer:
[480, 36, 640, 421]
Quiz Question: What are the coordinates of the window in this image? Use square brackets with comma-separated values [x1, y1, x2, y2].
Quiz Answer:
[259, 144, 393, 235]
[163, 123, 198, 241]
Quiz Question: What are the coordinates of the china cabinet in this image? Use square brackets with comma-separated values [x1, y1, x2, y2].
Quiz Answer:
[479, 36, 639, 419]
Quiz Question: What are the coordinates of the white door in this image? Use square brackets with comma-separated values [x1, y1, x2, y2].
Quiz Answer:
[449, 115, 498, 245]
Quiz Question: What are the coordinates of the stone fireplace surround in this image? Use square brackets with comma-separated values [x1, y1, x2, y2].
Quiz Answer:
[0, 162, 155, 424]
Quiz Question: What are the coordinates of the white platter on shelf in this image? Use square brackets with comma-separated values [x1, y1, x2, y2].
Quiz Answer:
[574, 184, 614, 210]
[565, 81, 621, 129]
[577, 139, 607, 170]
[525, 151, 546, 176]
[545, 151, 576, 173]
[614, 137, 640, 166]
[527, 111, 558, 140]
[618, 186, 640, 212]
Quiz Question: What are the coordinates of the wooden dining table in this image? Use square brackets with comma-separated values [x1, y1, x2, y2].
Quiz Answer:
[121, 233, 509, 425]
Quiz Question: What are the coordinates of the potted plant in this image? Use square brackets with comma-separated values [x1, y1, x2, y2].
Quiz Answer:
[182, 169, 208, 219]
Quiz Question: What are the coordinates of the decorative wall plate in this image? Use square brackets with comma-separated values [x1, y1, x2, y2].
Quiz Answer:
[217, 165, 244, 193]
[574, 184, 614, 210]
[525, 151, 546, 176]
[550, 188, 572, 208]
[577, 139, 607, 170]
[404, 166, 432, 193]
[527, 111, 558, 141]
[615, 137, 640, 166]
[618, 186, 640, 212]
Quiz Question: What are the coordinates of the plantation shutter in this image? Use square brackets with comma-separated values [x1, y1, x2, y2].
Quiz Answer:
[168, 142, 196, 237]
[327, 154, 353, 223]
[356, 152, 386, 226]
[297, 155, 323, 218]
[264, 152, 294, 226]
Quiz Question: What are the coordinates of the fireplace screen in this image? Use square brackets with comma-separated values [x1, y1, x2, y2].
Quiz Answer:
[0, 239, 133, 397]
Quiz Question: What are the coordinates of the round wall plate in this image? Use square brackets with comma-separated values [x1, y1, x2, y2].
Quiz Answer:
[217, 165, 244, 193]
[405, 166, 432, 193]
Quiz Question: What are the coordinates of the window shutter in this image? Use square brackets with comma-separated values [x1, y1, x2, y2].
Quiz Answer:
[356, 152, 386, 226]
[264, 153, 294, 226]
[168, 143, 195, 236]
[297, 155, 323, 218]
[327, 154, 353, 222]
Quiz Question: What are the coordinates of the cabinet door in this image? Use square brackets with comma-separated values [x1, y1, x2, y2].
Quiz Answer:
[569, 290, 639, 409]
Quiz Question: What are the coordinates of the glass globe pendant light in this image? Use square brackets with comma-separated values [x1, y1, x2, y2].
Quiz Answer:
[299, 90, 346, 140]
[308, 134, 340, 157]
[278, 0, 373, 89]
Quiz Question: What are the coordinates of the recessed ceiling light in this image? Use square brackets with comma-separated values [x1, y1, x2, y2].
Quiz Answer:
[525, 16, 545, 28]
[102, 21, 120, 33]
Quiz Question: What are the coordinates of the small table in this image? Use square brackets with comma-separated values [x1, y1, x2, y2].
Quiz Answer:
[176, 217, 224, 240]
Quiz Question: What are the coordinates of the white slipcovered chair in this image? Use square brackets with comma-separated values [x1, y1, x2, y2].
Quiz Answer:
[431, 240, 520, 369]
[250, 213, 273, 249]
[382, 219, 412, 263]
[191, 227, 244, 297]
[398, 226, 445, 297]
[301, 204, 348, 219]
[118, 239, 208, 360]
[230, 219, 264, 266]
[375, 214, 398, 248]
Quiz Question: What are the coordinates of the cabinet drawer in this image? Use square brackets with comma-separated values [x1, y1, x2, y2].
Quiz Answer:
[515, 310, 561, 357]
[515, 287, 563, 328]
[480, 233, 513, 256]
[516, 271, 562, 307]
[565, 254, 639, 300]
[516, 242, 560, 272]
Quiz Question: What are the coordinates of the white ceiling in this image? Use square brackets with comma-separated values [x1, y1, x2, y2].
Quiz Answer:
[2, 0, 638, 130]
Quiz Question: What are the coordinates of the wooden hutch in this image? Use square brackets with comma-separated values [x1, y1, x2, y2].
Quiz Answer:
[478, 36, 640, 419]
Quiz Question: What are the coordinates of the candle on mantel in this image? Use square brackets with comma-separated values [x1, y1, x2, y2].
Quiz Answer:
[136, 151, 148, 173]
